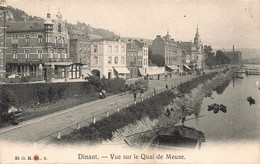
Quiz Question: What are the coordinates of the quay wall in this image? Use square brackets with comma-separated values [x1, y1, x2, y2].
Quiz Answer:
[55, 68, 238, 144]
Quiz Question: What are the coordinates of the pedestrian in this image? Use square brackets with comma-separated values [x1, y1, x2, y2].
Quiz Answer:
[140, 88, 144, 98]
[165, 74, 167, 81]
[169, 73, 172, 78]
[133, 91, 137, 102]
[153, 88, 156, 95]
[166, 84, 168, 90]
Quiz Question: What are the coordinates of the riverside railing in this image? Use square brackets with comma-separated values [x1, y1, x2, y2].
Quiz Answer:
[33, 78, 193, 144]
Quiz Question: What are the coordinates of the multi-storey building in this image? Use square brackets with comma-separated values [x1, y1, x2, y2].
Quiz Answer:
[5, 11, 71, 82]
[90, 39, 129, 79]
[223, 46, 242, 65]
[0, 0, 7, 81]
[69, 30, 91, 79]
[126, 39, 149, 78]
[180, 26, 204, 71]
[126, 40, 139, 78]
[151, 31, 182, 66]
[134, 39, 149, 76]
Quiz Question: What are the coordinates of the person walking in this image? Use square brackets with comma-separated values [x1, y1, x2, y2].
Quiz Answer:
[133, 91, 137, 102]
[153, 88, 156, 95]
[140, 88, 144, 98]
[166, 84, 168, 90]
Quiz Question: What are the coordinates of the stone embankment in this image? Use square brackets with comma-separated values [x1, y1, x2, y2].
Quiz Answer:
[107, 68, 237, 147]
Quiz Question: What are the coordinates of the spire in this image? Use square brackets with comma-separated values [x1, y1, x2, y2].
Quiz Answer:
[45, 8, 53, 25]
[194, 25, 201, 48]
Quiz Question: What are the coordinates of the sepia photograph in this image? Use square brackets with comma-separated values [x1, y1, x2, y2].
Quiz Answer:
[0, 0, 259, 163]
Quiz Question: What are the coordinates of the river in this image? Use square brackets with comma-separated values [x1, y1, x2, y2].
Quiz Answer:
[182, 72, 260, 144]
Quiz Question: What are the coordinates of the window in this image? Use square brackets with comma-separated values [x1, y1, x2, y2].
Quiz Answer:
[93, 46, 98, 53]
[114, 56, 118, 64]
[25, 35, 30, 44]
[64, 53, 68, 59]
[93, 56, 98, 65]
[58, 23, 61, 32]
[108, 56, 112, 64]
[121, 57, 125, 64]
[38, 35, 43, 43]
[108, 46, 112, 53]
[57, 51, 61, 58]
[115, 46, 118, 53]
[25, 50, 30, 59]
[38, 50, 43, 59]
[12, 35, 18, 40]
[55, 36, 58, 44]
[50, 50, 54, 59]
[121, 46, 125, 53]
[12, 50, 17, 59]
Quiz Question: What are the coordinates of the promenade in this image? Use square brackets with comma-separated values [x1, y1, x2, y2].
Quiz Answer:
[0, 74, 199, 144]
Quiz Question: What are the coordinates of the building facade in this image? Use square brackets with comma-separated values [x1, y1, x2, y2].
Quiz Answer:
[126, 40, 139, 78]
[180, 26, 204, 71]
[69, 30, 91, 79]
[223, 46, 242, 65]
[0, 0, 7, 81]
[90, 39, 129, 79]
[5, 11, 71, 82]
[126, 39, 149, 78]
[151, 31, 182, 66]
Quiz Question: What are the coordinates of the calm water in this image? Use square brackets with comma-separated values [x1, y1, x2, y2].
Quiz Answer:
[183, 73, 260, 142]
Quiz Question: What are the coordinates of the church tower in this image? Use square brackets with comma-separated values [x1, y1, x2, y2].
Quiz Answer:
[194, 25, 202, 49]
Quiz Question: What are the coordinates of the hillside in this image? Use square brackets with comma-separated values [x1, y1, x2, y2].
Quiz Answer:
[6, 5, 118, 40]
[224, 48, 260, 59]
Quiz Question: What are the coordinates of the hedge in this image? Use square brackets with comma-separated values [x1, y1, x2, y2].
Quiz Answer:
[0, 78, 126, 115]
[57, 72, 219, 144]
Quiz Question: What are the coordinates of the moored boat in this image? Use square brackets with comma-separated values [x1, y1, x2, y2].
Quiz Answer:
[213, 104, 220, 113]
[219, 104, 227, 113]
[245, 68, 260, 75]
[247, 96, 255, 105]
[150, 126, 205, 150]
[207, 103, 216, 111]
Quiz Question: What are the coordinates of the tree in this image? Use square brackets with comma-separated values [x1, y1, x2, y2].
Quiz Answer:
[216, 50, 231, 65]
[204, 45, 216, 67]
[149, 54, 165, 67]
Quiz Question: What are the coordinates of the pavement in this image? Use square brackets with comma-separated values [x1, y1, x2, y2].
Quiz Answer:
[0, 73, 198, 144]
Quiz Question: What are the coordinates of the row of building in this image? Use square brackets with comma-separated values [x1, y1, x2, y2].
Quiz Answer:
[0, 4, 205, 82]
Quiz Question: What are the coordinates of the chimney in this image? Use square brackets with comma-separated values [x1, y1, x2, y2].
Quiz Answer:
[233, 45, 234, 52]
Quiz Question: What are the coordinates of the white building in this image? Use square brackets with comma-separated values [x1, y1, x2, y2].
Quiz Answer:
[90, 39, 129, 79]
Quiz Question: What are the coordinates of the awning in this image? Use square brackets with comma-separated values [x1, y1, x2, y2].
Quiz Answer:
[166, 65, 179, 70]
[44, 62, 73, 66]
[138, 68, 145, 76]
[82, 69, 92, 77]
[113, 67, 130, 74]
[148, 66, 165, 75]
[184, 64, 191, 70]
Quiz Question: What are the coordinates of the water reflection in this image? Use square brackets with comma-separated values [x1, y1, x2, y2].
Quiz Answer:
[214, 80, 230, 94]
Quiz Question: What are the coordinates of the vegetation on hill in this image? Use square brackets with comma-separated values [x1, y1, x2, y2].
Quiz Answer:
[6, 5, 118, 40]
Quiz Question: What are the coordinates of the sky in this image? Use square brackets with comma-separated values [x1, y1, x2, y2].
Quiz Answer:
[6, 0, 260, 50]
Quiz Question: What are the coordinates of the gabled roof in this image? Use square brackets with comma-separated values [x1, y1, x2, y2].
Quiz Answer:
[7, 21, 45, 32]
